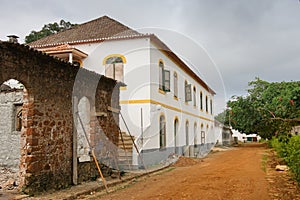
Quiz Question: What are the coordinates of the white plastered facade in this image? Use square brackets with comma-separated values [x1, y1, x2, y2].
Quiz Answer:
[70, 36, 215, 167]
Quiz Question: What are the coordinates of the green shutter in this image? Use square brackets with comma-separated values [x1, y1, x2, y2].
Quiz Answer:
[163, 70, 170, 92]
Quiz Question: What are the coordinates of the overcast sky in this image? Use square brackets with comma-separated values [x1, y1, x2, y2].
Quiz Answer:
[1, 0, 300, 113]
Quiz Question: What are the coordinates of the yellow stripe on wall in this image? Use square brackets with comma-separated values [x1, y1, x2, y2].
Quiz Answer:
[120, 99, 214, 122]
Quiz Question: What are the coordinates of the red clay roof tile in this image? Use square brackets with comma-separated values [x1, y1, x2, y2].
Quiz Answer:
[29, 16, 143, 47]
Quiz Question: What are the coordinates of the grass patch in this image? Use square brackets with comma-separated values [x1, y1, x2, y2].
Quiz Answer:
[261, 153, 268, 172]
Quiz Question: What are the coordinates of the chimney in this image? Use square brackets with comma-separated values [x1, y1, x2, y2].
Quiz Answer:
[7, 35, 19, 43]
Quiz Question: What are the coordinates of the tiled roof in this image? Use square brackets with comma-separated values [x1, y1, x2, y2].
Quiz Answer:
[29, 16, 144, 47]
[28, 15, 215, 94]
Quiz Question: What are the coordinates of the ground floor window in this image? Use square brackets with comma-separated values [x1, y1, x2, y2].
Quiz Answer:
[201, 131, 205, 144]
[159, 115, 166, 148]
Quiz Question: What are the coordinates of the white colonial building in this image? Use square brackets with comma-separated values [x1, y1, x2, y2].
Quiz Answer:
[29, 16, 216, 168]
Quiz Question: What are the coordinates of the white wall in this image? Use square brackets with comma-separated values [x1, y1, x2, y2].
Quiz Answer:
[148, 42, 215, 150]
[74, 38, 152, 138]
[73, 36, 216, 155]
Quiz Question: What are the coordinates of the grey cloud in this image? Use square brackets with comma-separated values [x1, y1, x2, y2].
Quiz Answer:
[0, 0, 299, 113]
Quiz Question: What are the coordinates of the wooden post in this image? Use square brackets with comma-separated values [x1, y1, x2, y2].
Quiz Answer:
[76, 111, 109, 193]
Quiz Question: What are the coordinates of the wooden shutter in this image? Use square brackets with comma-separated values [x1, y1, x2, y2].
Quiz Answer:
[114, 63, 124, 82]
[185, 84, 192, 101]
[159, 65, 163, 90]
[163, 70, 170, 92]
[105, 64, 114, 79]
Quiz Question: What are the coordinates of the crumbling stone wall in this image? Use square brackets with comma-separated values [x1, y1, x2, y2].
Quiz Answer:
[0, 89, 23, 171]
[0, 42, 120, 194]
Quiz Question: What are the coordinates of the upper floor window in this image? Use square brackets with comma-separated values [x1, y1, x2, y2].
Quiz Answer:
[104, 55, 125, 82]
[205, 95, 209, 113]
[185, 81, 192, 102]
[200, 91, 203, 110]
[174, 72, 178, 98]
[193, 86, 196, 107]
[210, 99, 213, 115]
[159, 60, 170, 92]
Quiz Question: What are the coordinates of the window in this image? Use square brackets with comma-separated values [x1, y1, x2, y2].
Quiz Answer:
[104, 56, 124, 82]
[210, 99, 213, 114]
[185, 81, 192, 102]
[174, 118, 179, 154]
[193, 87, 196, 107]
[200, 92, 203, 110]
[185, 121, 189, 146]
[205, 96, 208, 112]
[159, 60, 170, 92]
[159, 115, 166, 148]
[201, 131, 205, 144]
[174, 72, 178, 97]
[194, 123, 197, 146]
[15, 105, 22, 131]
[159, 61, 164, 90]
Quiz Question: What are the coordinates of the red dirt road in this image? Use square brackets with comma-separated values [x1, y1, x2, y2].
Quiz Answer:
[85, 144, 270, 200]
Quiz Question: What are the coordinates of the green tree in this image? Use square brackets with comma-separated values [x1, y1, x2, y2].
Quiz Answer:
[25, 20, 77, 44]
[225, 77, 300, 139]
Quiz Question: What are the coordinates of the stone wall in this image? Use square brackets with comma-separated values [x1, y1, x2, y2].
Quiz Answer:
[0, 89, 23, 171]
[0, 42, 121, 194]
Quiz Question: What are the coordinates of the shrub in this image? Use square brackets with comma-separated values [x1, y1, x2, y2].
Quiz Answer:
[270, 136, 300, 184]
[285, 136, 300, 183]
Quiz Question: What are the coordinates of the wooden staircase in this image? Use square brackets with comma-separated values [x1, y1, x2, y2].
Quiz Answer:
[118, 132, 135, 171]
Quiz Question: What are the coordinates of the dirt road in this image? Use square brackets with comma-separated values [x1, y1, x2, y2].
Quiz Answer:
[83, 144, 270, 200]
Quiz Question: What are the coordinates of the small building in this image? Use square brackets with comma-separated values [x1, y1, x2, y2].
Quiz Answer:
[214, 120, 233, 146]
[291, 125, 300, 135]
[232, 130, 261, 143]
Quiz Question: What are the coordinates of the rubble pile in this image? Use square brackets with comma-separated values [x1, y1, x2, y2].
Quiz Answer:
[0, 167, 18, 191]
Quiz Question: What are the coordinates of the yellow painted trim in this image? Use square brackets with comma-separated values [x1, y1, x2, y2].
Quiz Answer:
[103, 54, 127, 65]
[158, 59, 164, 65]
[159, 112, 166, 119]
[185, 120, 189, 125]
[119, 99, 214, 122]
[120, 86, 127, 90]
[73, 59, 83, 67]
[158, 89, 166, 95]
[174, 116, 179, 122]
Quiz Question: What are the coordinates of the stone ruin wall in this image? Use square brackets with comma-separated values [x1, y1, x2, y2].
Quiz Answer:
[0, 42, 121, 194]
